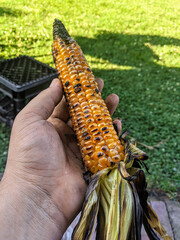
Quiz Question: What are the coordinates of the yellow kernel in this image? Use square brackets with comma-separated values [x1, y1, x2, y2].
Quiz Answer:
[108, 142, 118, 149]
[112, 155, 121, 162]
[106, 139, 114, 146]
[109, 149, 118, 157]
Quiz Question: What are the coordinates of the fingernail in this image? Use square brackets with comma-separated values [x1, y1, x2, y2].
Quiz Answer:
[117, 117, 123, 123]
[50, 78, 60, 87]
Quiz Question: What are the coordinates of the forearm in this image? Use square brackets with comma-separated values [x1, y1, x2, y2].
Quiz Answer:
[0, 176, 67, 240]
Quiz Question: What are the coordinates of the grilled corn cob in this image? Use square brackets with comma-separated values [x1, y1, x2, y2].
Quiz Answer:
[52, 19, 124, 174]
[52, 19, 172, 240]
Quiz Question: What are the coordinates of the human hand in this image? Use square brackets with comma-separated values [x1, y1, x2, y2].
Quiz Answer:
[0, 78, 122, 240]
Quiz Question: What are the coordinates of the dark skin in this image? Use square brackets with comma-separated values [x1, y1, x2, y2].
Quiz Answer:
[0, 78, 121, 240]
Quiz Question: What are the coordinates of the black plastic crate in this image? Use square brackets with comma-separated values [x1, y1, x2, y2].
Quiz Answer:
[0, 55, 58, 126]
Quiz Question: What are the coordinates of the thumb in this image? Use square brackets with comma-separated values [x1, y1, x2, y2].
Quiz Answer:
[21, 78, 63, 120]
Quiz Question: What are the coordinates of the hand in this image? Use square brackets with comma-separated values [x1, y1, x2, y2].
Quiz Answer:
[0, 78, 122, 240]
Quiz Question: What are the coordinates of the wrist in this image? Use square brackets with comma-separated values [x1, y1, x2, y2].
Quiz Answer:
[0, 175, 67, 240]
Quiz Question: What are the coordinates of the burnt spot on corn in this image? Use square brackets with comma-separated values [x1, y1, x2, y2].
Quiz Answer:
[85, 114, 91, 118]
[82, 132, 88, 137]
[67, 61, 71, 65]
[95, 137, 101, 141]
[86, 84, 91, 88]
[76, 78, 80, 81]
[102, 127, 107, 131]
[86, 146, 93, 150]
[65, 81, 70, 87]
[97, 152, 104, 158]
[74, 83, 82, 88]
[95, 89, 99, 93]
[74, 88, 81, 93]
[85, 136, 91, 141]
[84, 110, 90, 114]
[91, 128, 98, 132]
[94, 131, 101, 136]
[87, 119, 93, 123]
[87, 151, 93, 156]
[87, 68, 91, 72]
[72, 103, 80, 108]
[104, 131, 110, 134]
[66, 57, 70, 61]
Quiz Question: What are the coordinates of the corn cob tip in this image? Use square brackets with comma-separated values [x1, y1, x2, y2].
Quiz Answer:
[53, 18, 72, 43]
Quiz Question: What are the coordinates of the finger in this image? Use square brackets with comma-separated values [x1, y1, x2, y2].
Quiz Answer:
[96, 78, 104, 92]
[50, 96, 70, 122]
[113, 119, 122, 136]
[21, 79, 63, 120]
[105, 93, 119, 116]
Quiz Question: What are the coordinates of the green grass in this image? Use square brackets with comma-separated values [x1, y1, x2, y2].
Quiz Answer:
[0, 0, 180, 198]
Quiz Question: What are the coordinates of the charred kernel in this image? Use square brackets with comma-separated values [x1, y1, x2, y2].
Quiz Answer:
[87, 151, 94, 156]
[60, 41, 64, 44]
[97, 118, 102, 121]
[79, 124, 86, 130]
[94, 136, 102, 141]
[104, 131, 110, 134]
[86, 84, 91, 88]
[82, 132, 88, 137]
[78, 122, 84, 126]
[77, 117, 83, 122]
[91, 128, 98, 133]
[67, 61, 71, 65]
[97, 152, 105, 158]
[72, 103, 80, 108]
[94, 131, 101, 136]
[73, 83, 82, 88]
[66, 57, 70, 60]
[86, 146, 93, 150]
[65, 81, 70, 87]
[84, 106, 89, 109]
[84, 110, 90, 114]
[95, 89, 99, 93]
[87, 118, 94, 123]
[74, 88, 81, 93]
[85, 136, 91, 141]
[95, 114, 101, 118]
[76, 78, 80, 81]
[102, 127, 107, 131]
[101, 146, 109, 152]
[87, 68, 91, 72]
[84, 114, 91, 118]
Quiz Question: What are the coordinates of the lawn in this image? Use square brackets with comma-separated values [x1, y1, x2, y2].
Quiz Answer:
[0, 0, 180, 198]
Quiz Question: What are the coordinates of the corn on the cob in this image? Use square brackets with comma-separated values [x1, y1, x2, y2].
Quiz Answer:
[52, 19, 172, 240]
[52, 19, 124, 174]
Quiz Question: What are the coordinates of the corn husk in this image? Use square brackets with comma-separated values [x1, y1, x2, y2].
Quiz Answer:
[72, 139, 172, 240]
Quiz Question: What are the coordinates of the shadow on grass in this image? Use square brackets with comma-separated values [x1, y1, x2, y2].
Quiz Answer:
[76, 31, 180, 69]
[0, 7, 23, 17]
